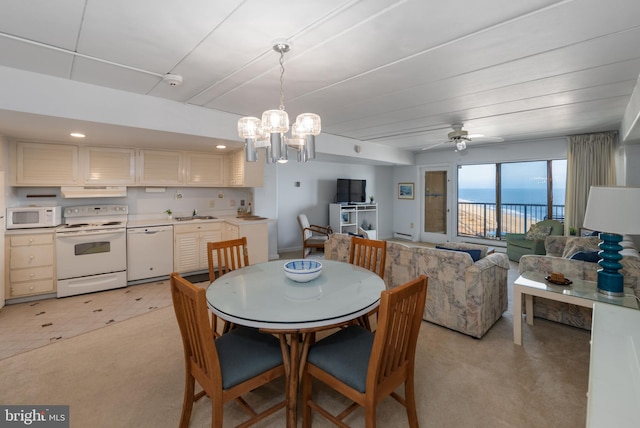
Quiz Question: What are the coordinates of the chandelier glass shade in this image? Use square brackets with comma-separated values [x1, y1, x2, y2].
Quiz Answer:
[237, 40, 320, 163]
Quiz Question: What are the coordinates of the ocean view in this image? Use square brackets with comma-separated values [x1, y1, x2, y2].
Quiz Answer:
[458, 188, 565, 205]
[458, 188, 566, 237]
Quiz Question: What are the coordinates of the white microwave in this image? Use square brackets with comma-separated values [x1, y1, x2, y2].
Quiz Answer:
[6, 206, 62, 229]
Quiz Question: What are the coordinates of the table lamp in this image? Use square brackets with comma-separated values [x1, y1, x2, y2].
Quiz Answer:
[582, 186, 640, 296]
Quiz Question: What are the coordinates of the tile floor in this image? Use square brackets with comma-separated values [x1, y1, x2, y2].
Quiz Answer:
[0, 249, 318, 361]
[0, 278, 200, 361]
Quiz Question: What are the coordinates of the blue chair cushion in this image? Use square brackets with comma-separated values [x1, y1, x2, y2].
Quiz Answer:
[215, 326, 283, 390]
[435, 245, 482, 262]
[569, 251, 600, 263]
[307, 325, 374, 393]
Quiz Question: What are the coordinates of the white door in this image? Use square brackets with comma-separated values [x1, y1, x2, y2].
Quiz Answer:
[420, 166, 451, 244]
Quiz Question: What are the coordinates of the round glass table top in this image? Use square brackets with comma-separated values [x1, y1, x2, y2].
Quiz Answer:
[206, 259, 385, 329]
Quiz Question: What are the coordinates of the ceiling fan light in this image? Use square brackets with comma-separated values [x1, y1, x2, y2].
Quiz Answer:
[237, 117, 261, 138]
[296, 113, 321, 135]
[455, 140, 467, 151]
[262, 109, 289, 133]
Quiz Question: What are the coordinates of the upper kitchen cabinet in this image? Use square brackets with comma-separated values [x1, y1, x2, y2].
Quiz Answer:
[11, 141, 80, 186]
[185, 152, 225, 186]
[82, 146, 136, 185]
[137, 149, 183, 186]
[226, 149, 264, 187]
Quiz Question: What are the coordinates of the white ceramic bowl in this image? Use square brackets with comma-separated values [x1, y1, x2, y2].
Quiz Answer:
[283, 259, 323, 283]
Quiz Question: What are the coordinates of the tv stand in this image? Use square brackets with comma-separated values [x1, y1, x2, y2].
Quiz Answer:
[329, 203, 378, 239]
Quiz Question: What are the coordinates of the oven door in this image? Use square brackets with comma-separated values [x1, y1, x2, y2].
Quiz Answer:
[56, 228, 127, 280]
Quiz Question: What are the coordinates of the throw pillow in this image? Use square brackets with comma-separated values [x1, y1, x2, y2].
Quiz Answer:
[435, 245, 482, 262]
[569, 251, 600, 263]
[525, 223, 552, 241]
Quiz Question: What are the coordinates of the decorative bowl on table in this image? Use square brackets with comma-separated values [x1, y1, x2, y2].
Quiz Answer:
[283, 260, 323, 283]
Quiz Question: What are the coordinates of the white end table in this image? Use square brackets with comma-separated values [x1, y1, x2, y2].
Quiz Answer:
[513, 271, 639, 345]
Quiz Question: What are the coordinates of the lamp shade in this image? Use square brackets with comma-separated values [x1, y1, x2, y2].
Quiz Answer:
[583, 186, 640, 235]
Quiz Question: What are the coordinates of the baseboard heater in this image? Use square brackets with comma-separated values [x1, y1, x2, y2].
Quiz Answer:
[393, 232, 412, 241]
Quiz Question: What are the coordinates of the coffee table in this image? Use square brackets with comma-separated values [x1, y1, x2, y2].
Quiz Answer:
[513, 271, 639, 345]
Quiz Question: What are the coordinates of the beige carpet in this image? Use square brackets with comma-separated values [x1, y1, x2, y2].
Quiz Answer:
[0, 261, 590, 427]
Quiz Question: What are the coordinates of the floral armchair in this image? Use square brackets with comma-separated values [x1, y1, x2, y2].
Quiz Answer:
[505, 219, 564, 262]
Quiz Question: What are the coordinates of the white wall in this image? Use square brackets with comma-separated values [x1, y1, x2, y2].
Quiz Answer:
[273, 160, 394, 253]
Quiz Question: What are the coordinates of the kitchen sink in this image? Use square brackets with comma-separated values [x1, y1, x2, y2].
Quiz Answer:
[175, 215, 217, 221]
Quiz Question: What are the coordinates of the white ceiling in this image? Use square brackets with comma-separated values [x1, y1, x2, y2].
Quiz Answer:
[1, 0, 640, 155]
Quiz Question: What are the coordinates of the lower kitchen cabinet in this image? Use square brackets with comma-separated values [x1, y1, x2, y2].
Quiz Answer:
[5, 231, 56, 299]
[222, 221, 268, 264]
[173, 222, 222, 274]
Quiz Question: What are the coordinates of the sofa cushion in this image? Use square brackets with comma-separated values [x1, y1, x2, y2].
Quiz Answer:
[525, 223, 552, 240]
[561, 236, 601, 258]
[435, 245, 482, 262]
[569, 251, 600, 263]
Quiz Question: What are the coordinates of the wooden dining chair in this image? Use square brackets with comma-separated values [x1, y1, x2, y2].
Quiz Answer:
[349, 236, 387, 330]
[170, 272, 287, 428]
[207, 237, 250, 282]
[207, 237, 250, 336]
[301, 275, 428, 428]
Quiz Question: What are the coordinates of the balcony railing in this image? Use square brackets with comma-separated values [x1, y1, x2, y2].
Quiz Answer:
[458, 202, 565, 240]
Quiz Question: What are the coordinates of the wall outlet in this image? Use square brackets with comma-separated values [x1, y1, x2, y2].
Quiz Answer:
[230, 199, 236, 207]
[410, 222, 414, 229]
[209, 200, 215, 208]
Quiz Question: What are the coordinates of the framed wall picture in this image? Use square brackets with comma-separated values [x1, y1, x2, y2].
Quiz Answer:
[398, 182, 414, 200]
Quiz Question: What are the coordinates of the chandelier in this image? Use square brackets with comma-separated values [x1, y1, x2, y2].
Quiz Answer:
[237, 40, 321, 163]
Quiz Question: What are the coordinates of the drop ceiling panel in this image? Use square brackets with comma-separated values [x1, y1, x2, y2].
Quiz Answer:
[78, 0, 244, 73]
[71, 57, 162, 94]
[0, 0, 85, 50]
[0, 38, 74, 78]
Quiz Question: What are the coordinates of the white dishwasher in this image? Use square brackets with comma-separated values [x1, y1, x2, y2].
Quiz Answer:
[127, 225, 174, 282]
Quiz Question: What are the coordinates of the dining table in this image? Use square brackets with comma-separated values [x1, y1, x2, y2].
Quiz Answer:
[206, 259, 386, 428]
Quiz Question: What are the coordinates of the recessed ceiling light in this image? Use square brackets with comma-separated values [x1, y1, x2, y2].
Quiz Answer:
[216, 144, 226, 149]
[70, 132, 85, 138]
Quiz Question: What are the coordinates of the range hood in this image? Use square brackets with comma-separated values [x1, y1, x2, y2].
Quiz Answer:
[61, 186, 127, 198]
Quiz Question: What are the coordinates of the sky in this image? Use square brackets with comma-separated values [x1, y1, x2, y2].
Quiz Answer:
[458, 160, 567, 190]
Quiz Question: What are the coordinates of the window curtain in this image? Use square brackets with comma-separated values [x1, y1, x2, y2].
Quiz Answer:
[565, 131, 617, 234]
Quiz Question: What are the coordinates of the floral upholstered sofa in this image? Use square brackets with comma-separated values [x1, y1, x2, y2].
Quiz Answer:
[324, 233, 510, 338]
[519, 235, 640, 329]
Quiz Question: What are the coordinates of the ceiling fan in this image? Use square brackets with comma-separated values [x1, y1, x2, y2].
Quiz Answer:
[422, 124, 504, 152]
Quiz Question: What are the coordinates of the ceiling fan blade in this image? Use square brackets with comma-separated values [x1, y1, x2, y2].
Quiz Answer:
[468, 135, 504, 143]
[421, 141, 447, 151]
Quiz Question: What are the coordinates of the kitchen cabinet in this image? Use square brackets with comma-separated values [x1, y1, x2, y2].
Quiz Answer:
[173, 222, 221, 274]
[137, 149, 183, 185]
[222, 221, 268, 264]
[12, 141, 79, 186]
[82, 146, 136, 185]
[5, 231, 56, 299]
[226, 149, 264, 187]
[11, 142, 262, 188]
[185, 152, 225, 186]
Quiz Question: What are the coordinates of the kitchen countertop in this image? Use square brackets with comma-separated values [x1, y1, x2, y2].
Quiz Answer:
[125, 215, 272, 228]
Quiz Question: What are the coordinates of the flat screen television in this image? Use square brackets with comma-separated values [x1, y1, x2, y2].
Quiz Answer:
[337, 178, 366, 203]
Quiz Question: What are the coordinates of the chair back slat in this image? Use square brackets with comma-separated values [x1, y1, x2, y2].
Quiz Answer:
[207, 237, 250, 281]
[170, 273, 222, 392]
[367, 275, 427, 392]
[349, 236, 387, 279]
